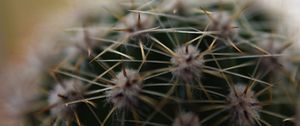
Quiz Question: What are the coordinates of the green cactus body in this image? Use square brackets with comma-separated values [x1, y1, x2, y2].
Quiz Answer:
[22, 0, 299, 126]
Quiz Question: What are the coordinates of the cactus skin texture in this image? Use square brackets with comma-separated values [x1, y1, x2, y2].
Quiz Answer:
[22, 0, 300, 126]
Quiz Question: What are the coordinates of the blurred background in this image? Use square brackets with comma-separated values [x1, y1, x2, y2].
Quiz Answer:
[0, 0, 299, 125]
[0, 0, 75, 125]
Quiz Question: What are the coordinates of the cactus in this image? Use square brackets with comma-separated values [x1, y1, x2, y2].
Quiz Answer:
[20, 0, 300, 126]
